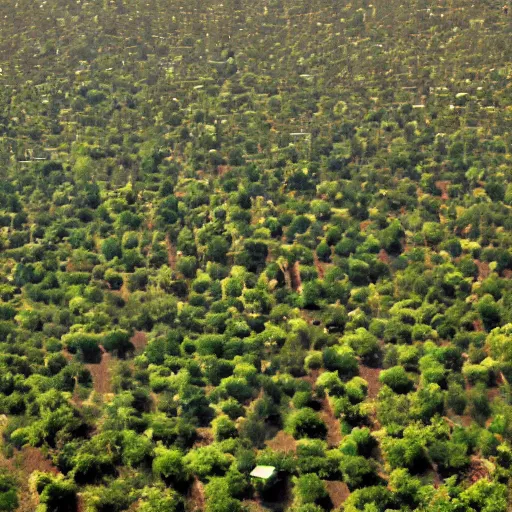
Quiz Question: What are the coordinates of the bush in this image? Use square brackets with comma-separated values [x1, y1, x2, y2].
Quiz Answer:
[152, 447, 188, 485]
[287, 408, 327, 439]
[340, 455, 379, 490]
[0, 470, 18, 512]
[294, 473, 328, 505]
[212, 416, 238, 441]
[379, 366, 413, 394]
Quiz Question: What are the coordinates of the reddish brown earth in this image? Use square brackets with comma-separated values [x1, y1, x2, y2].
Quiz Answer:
[86, 345, 112, 394]
[289, 261, 302, 292]
[377, 249, 390, 265]
[472, 319, 484, 332]
[324, 480, 350, 508]
[359, 220, 372, 232]
[474, 260, 490, 280]
[0, 446, 61, 512]
[487, 387, 501, 402]
[265, 430, 297, 453]
[320, 397, 342, 448]
[130, 331, 147, 353]
[187, 477, 205, 512]
[77, 495, 86, 512]
[216, 165, 231, 177]
[435, 180, 450, 200]
[313, 251, 325, 279]
[359, 365, 382, 399]
[467, 456, 490, 484]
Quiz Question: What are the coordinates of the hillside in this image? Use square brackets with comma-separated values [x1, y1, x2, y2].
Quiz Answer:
[1, 0, 512, 511]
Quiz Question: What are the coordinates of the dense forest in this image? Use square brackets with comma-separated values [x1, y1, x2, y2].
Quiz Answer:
[1, 0, 512, 510]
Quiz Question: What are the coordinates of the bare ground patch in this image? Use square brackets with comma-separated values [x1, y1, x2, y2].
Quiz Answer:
[359, 365, 382, 399]
[265, 430, 297, 453]
[467, 456, 491, 484]
[313, 251, 325, 279]
[435, 180, 450, 200]
[289, 261, 302, 293]
[0, 447, 61, 512]
[474, 260, 490, 281]
[193, 428, 214, 448]
[187, 477, 205, 512]
[320, 397, 342, 448]
[324, 480, 350, 509]
[86, 346, 112, 394]
[130, 331, 147, 354]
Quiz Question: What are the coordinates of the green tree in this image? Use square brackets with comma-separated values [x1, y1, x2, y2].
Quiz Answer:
[101, 237, 122, 261]
[287, 408, 327, 439]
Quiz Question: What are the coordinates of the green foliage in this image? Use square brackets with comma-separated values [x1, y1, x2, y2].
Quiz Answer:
[0, 470, 18, 512]
[287, 408, 327, 439]
[101, 237, 122, 261]
[379, 366, 413, 394]
[294, 473, 328, 505]
[152, 447, 188, 485]
[1, 1, 512, 508]
[183, 446, 231, 480]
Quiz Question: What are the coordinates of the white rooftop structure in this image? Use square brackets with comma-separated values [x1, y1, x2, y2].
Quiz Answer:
[250, 465, 276, 479]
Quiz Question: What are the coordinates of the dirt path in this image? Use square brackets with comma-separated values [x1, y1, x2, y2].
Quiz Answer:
[289, 261, 302, 292]
[86, 345, 112, 394]
[359, 365, 382, 399]
[165, 234, 177, 270]
[187, 477, 205, 512]
[313, 251, 325, 279]
[324, 480, 350, 509]
[0, 446, 60, 512]
[300, 371, 342, 447]
[193, 428, 214, 448]
[319, 396, 342, 448]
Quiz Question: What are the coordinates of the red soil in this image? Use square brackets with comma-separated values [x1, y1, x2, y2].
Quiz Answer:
[324, 480, 350, 508]
[265, 430, 297, 453]
[320, 397, 342, 448]
[188, 477, 205, 512]
[359, 365, 382, 399]
[474, 260, 490, 281]
[435, 180, 450, 200]
[86, 345, 112, 394]
[130, 331, 147, 353]
[290, 261, 302, 292]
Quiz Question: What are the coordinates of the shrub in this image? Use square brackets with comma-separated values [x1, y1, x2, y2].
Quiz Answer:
[287, 408, 327, 439]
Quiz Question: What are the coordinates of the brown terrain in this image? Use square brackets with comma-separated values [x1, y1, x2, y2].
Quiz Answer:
[130, 330, 148, 354]
[0, 446, 60, 512]
[359, 365, 382, 400]
[324, 480, 350, 509]
[319, 396, 342, 448]
[265, 430, 297, 453]
[187, 477, 205, 512]
[86, 345, 112, 394]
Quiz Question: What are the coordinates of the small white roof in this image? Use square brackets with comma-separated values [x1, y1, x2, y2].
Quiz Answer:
[250, 465, 276, 479]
